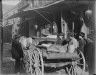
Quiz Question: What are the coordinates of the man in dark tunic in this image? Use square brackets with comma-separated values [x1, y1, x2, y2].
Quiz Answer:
[11, 34, 23, 73]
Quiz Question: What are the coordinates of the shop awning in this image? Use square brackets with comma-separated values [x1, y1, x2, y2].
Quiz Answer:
[7, 0, 89, 19]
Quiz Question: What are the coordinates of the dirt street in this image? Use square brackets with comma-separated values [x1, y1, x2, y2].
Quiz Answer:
[2, 43, 67, 75]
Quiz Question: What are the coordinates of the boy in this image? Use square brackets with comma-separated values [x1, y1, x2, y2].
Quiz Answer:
[78, 32, 86, 54]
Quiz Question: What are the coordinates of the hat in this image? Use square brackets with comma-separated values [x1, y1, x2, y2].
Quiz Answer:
[14, 33, 21, 39]
[79, 32, 85, 38]
[69, 32, 74, 37]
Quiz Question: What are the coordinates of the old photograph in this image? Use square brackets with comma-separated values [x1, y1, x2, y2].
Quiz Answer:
[0, 0, 95, 75]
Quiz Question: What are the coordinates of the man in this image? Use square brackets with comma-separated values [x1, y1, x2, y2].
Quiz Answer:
[78, 32, 90, 73]
[11, 34, 23, 74]
[12, 35, 33, 74]
[68, 33, 79, 53]
[41, 25, 51, 36]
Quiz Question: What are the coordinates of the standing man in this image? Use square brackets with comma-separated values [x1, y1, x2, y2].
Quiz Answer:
[68, 33, 79, 53]
[11, 34, 23, 74]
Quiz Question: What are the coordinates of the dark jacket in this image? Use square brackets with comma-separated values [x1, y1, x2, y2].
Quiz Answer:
[11, 38, 23, 59]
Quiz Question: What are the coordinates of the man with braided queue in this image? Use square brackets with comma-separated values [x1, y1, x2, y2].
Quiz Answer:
[11, 34, 33, 74]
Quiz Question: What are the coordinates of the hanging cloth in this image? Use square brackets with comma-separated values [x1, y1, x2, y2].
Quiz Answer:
[61, 17, 64, 33]
[53, 21, 58, 34]
[63, 20, 69, 39]
[61, 18, 69, 39]
[81, 20, 89, 39]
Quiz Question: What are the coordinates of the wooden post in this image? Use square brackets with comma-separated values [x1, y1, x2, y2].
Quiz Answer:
[94, 1, 96, 74]
[0, 0, 3, 73]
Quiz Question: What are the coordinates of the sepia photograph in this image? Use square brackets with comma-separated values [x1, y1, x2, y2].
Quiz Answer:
[0, 0, 96, 75]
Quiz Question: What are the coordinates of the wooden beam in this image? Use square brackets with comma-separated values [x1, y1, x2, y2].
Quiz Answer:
[94, 1, 96, 74]
[0, 0, 3, 73]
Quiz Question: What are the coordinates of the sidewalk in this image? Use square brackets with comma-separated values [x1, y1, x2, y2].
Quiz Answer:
[2, 43, 15, 74]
